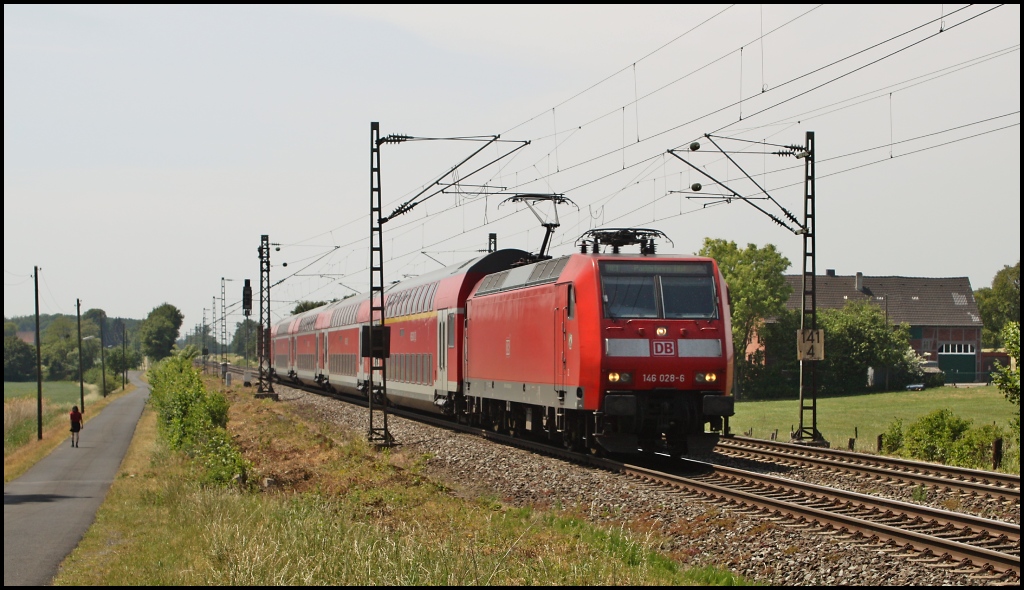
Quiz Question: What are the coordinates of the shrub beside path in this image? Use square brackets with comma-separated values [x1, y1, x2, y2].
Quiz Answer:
[3, 372, 149, 586]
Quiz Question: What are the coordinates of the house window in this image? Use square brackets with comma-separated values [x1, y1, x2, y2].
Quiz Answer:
[938, 343, 975, 354]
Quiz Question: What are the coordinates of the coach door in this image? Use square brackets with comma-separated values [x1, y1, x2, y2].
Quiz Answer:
[436, 310, 449, 392]
[319, 333, 325, 372]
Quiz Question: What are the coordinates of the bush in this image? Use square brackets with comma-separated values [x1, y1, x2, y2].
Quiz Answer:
[948, 423, 1006, 469]
[148, 355, 248, 485]
[880, 418, 904, 454]
[901, 408, 972, 464]
[83, 367, 119, 395]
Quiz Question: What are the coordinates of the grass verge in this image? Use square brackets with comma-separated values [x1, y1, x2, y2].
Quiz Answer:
[54, 372, 752, 586]
[732, 385, 1017, 451]
[4, 383, 135, 483]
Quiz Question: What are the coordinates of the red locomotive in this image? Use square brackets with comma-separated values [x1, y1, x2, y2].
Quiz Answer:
[271, 228, 734, 456]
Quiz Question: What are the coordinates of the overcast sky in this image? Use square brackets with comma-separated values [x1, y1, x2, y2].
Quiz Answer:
[4, 4, 1020, 340]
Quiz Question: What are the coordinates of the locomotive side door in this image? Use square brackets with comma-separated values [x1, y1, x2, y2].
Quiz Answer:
[556, 283, 571, 396]
[436, 309, 448, 392]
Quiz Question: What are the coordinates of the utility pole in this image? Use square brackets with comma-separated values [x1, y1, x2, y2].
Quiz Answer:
[256, 235, 276, 399]
[202, 308, 207, 374]
[212, 295, 217, 374]
[221, 278, 228, 370]
[122, 324, 127, 390]
[77, 299, 85, 412]
[364, 122, 527, 447]
[367, 122, 394, 447]
[794, 131, 824, 446]
[100, 319, 107, 398]
[669, 130, 827, 447]
[34, 267, 42, 441]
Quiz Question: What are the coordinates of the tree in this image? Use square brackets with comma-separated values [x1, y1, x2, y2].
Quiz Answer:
[745, 301, 915, 399]
[4, 322, 17, 338]
[139, 303, 184, 361]
[993, 322, 1019, 407]
[106, 345, 141, 380]
[229, 318, 260, 360]
[698, 238, 792, 395]
[741, 309, 801, 400]
[149, 303, 184, 332]
[292, 300, 329, 315]
[83, 308, 107, 344]
[4, 336, 35, 381]
[41, 315, 79, 380]
[817, 300, 912, 395]
[977, 262, 1020, 348]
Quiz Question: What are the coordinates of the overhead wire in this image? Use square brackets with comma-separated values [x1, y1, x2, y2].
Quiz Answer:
[491, 4, 990, 194]
[257, 7, 860, 281]
[258, 4, 1012, 300]
[502, 4, 738, 136]
[570, 119, 1020, 240]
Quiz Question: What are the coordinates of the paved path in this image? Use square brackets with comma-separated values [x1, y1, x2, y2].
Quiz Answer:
[4, 372, 150, 586]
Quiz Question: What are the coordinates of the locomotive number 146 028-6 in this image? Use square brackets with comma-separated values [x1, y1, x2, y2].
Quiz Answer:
[641, 373, 686, 383]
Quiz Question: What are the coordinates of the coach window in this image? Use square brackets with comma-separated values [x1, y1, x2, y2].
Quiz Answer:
[410, 286, 422, 313]
[426, 282, 437, 309]
[447, 312, 456, 347]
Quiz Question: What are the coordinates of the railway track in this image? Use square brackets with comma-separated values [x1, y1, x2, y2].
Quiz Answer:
[716, 436, 1020, 504]
[620, 460, 1020, 581]
[217, 365, 1021, 582]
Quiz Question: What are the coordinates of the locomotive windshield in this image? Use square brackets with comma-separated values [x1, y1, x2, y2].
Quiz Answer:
[600, 261, 718, 319]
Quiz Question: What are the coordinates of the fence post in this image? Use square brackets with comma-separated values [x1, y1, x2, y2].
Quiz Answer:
[848, 438, 855, 451]
[993, 438, 1003, 471]
[877, 433, 884, 453]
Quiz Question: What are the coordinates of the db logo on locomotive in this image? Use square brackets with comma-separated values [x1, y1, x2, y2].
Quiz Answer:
[652, 340, 676, 356]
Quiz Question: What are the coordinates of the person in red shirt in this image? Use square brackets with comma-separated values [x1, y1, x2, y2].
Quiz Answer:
[69, 406, 83, 448]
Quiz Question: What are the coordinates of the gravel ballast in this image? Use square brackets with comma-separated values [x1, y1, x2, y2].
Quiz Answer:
[277, 384, 1019, 586]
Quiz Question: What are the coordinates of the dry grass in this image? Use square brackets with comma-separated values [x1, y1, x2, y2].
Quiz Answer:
[54, 376, 751, 586]
[4, 396, 47, 434]
[4, 384, 134, 483]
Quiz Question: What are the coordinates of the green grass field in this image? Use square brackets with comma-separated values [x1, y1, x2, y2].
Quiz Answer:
[731, 384, 1017, 453]
[4, 381, 88, 405]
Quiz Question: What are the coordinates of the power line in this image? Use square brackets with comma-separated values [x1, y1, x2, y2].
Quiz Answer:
[255, 5, 1012, 297]
[703, 5, 1004, 140]
[576, 119, 1020, 238]
[492, 4, 992, 193]
[502, 4, 740, 136]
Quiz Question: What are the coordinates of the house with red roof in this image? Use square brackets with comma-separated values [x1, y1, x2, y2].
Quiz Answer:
[782, 270, 983, 383]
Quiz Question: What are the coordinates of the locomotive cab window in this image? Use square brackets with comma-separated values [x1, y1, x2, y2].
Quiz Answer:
[600, 261, 718, 320]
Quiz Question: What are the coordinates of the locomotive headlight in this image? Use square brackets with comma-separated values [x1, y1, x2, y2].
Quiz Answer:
[656, 326, 668, 337]
[620, 372, 632, 383]
[608, 372, 621, 383]
[695, 372, 718, 383]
